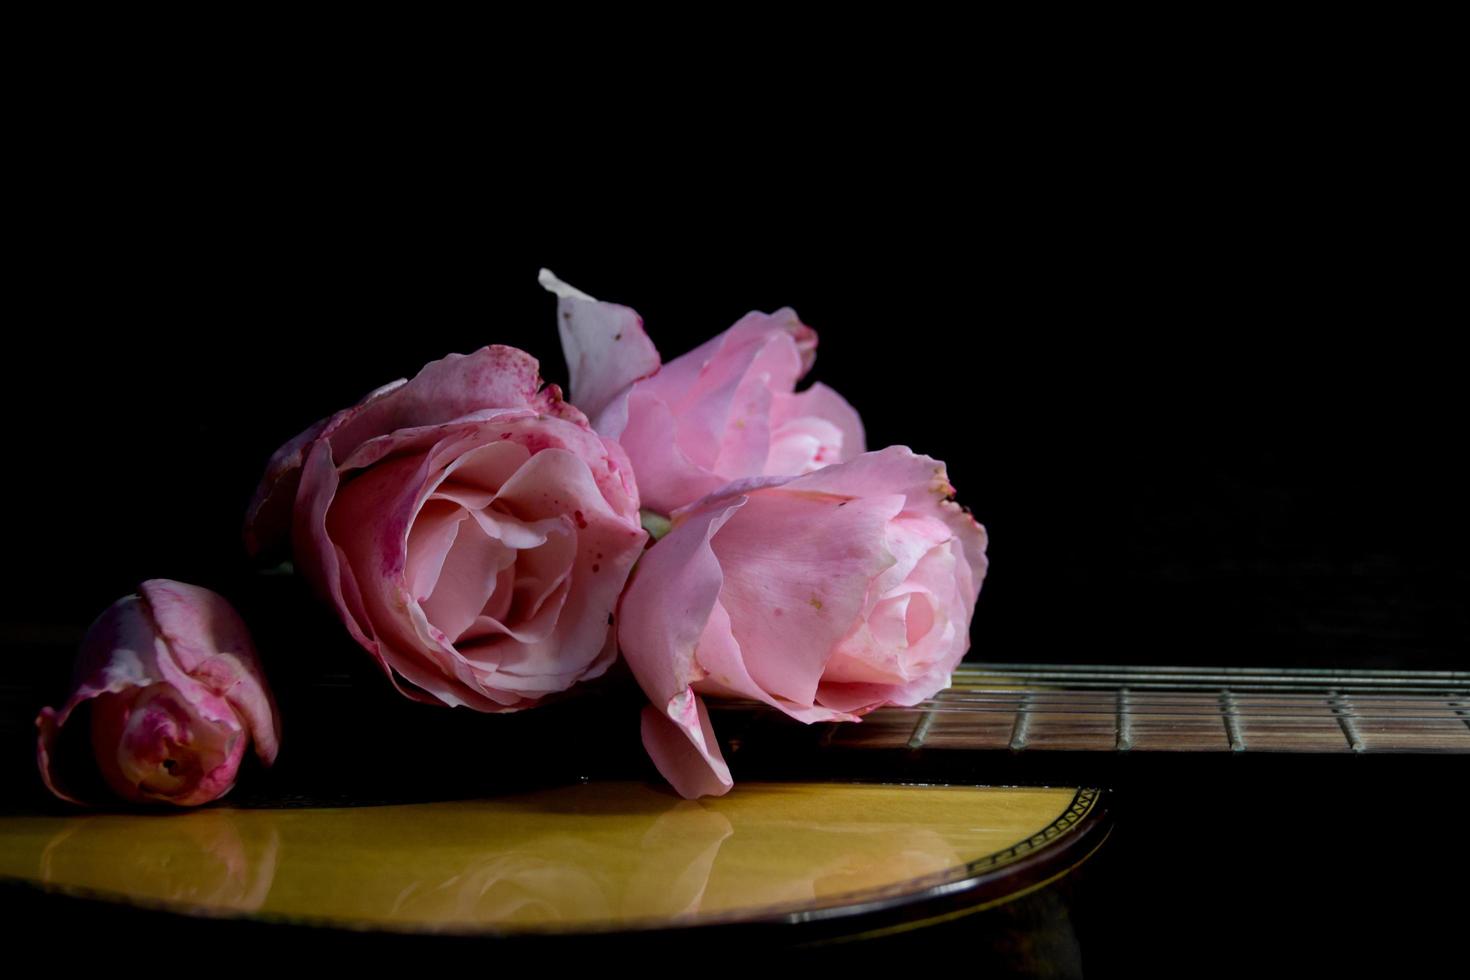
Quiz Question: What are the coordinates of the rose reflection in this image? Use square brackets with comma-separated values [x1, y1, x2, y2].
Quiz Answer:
[387, 800, 735, 926]
[23, 785, 968, 929]
[334, 790, 962, 928]
[39, 809, 279, 911]
[697, 821, 960, 916]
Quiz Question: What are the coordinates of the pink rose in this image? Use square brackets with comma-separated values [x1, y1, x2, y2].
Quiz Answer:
[245, 345, 647, 711]
[617, 448, 988, 798]
[36, 580, 280, 806]
[540, 269, 866, 515]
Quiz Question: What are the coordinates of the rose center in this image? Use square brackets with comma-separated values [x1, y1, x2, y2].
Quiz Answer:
[407, 444, 580, 661]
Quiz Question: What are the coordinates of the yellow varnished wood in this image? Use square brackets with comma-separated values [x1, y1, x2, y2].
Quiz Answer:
[0, 782, 1083, 933]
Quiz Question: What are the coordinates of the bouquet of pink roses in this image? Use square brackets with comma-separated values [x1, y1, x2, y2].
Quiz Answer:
[38, 271, 986, 803]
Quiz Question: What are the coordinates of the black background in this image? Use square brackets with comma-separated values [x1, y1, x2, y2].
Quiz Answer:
[3, 59, 1465, 972]
[8, 151, 1463, 668]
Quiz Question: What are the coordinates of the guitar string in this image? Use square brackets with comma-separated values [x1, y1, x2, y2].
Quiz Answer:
[874, 706, 1468, 723]
[717, 703, 1470, 723]
[713, 662, 1470, 725]
[947, 675, 1468, 689]
[952, 667, 1470, 681]
[931, 666, 1470, 725]
[934, 692, 1468, 707]
[948, 676, 1467, 689]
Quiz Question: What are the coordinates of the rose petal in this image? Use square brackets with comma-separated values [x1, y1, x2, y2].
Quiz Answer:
[709, 487, 903, 707]
[337, 409, 533, 475]
[618, 497, 746, 710]
[420, 518, 517, 642]
[640, 695, 733, 799]
[36, 597, 162, 803]
[691, 600, 857, 724]
[502, 523, 577, 622]
[711, 371, 774, 480]
[642, 309, 813, 409]
[869, 515, 953, 602]
[615, 390, 727, 515]
[326, 450, 472, 692]
[405, 500, 468, 602]
[430, 440, 535, 509]
[139, 580, 278, 764]
[243, 379, 407, 557]
[782, 445, 988, 604]
[91, 685, 246, 806]
[463, 508, 569, 553]
[479, 564, 517, 625]
[330, 346, 584, 456]
[769, 381, 866, 465]
[764, 416, 844, 476]
[660, 326, 802, 471]
[262, 343, 583, 567]
[540, 269, 661, 422]
[487, 448, 648, 687]
[812, 681, 896, 714]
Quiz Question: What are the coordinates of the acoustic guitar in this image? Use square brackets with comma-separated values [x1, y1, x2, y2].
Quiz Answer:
[3, 661, 1467, 967]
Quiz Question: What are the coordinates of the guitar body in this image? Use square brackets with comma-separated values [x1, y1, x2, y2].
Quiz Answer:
[0, 780, 1109, 959]
[4, 661, 1467, 970]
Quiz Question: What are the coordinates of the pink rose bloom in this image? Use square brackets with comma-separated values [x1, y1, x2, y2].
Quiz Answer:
[618, 448, 988, 798]
[36, 580, 280, 806]
[245, 345, 647, 711]
[540, 269, 866, 515]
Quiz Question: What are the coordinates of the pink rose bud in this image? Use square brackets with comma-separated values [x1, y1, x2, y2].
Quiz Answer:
[244, 346, 647, 711]
[36, 580, 280, 806]
[618, 448, 988, 798]
[541, 269, 866, 515]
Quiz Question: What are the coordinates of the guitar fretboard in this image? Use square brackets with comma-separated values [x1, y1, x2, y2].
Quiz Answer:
[722, 664, 1470, 755]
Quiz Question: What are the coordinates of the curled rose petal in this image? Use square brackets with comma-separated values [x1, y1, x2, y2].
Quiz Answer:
[539, 268, 661, 422]
[36, 580, 279, 807]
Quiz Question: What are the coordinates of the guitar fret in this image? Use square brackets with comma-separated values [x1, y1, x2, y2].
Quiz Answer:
[1116, 688, 1134, 752]
[1008, 692, 1033, 750]
[1221, 691, 1245, 752]
[906, 709, 938, 750]
[1329, 691, 1366, 753]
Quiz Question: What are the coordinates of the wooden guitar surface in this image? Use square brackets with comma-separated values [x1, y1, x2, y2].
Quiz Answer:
[5, 660, 1465, 961]
[0, 781, 1107, 942]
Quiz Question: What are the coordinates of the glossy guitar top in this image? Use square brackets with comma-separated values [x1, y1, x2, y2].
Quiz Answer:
[0, 781, 1107, 942]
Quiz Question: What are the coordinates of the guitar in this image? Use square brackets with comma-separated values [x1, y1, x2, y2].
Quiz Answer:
[3, 662, 1466, 968]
